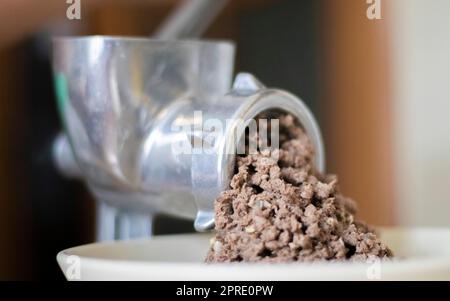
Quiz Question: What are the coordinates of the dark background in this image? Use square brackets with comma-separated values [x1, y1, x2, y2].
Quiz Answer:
[0, 0, 394, 280]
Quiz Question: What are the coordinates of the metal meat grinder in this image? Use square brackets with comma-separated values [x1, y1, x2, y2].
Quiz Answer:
[52, 36, 325, 241]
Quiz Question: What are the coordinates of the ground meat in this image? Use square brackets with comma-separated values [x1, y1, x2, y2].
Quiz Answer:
[205, 114, 393, 263]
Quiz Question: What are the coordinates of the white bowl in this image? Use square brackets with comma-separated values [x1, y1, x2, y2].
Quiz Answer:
[57, 227, 450, 280]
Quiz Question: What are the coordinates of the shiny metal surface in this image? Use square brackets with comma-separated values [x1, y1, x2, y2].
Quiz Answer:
[155, 0, 229, 39]
[52, 36, 324, 237]
[53, 37, 234, 239]
[191, 73, 325, 231]
[53, 133, 81, 179]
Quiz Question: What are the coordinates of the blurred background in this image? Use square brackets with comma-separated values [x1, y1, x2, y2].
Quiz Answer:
[0, 0, 449, 280]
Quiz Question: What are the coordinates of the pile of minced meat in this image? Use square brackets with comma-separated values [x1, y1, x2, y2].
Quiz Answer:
[206, 114, 393, 263]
